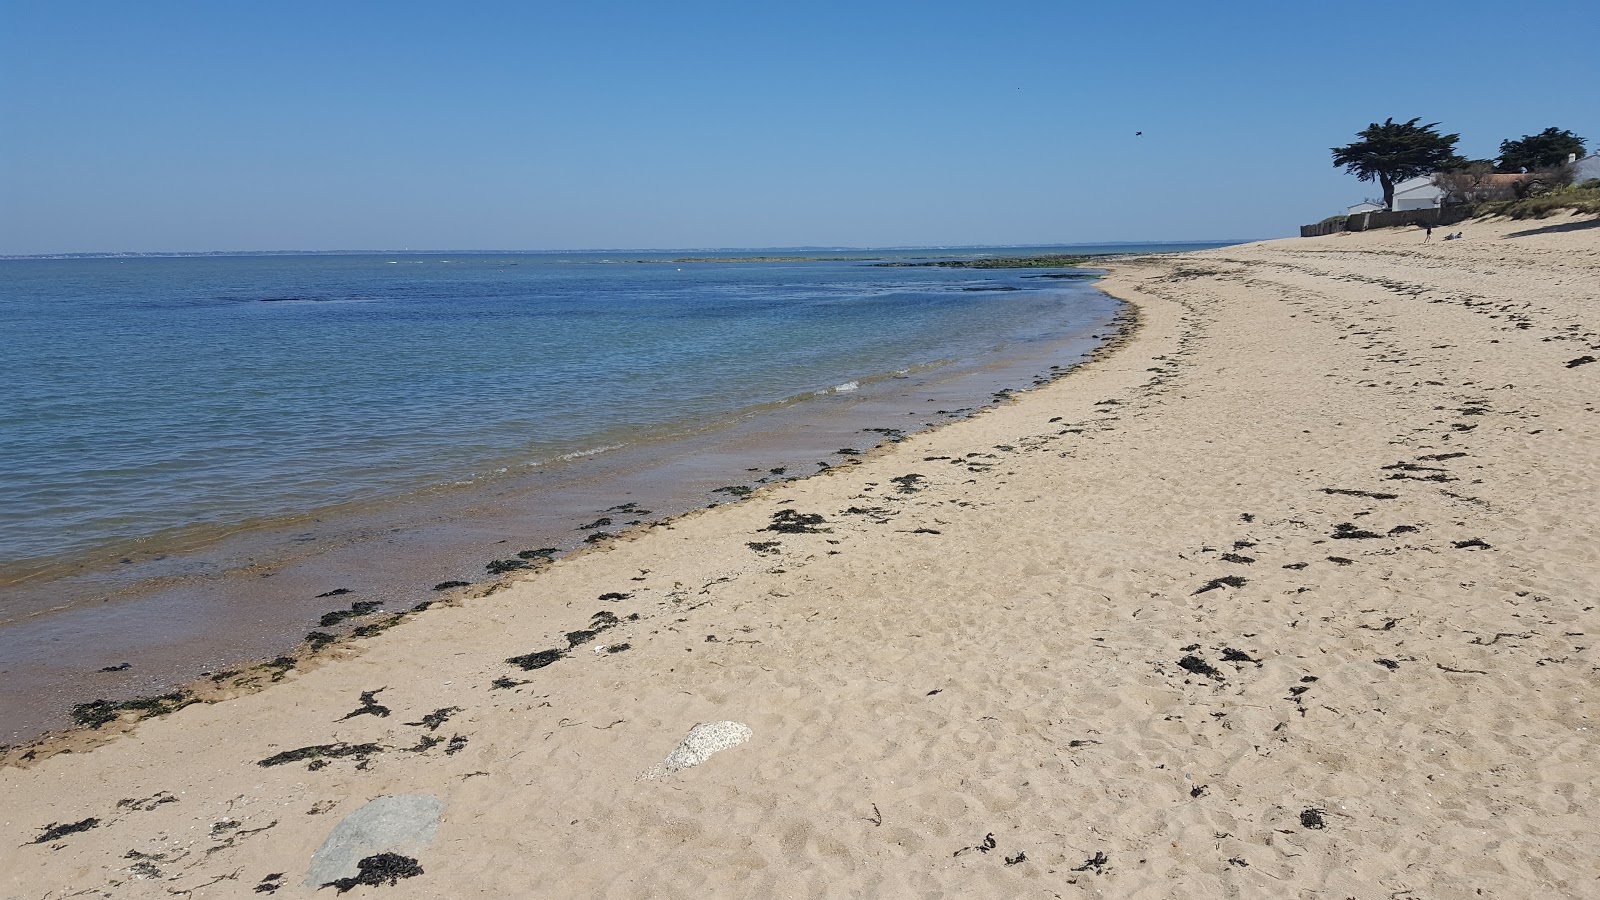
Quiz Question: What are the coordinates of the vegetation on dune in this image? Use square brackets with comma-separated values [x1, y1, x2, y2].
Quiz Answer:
[1475, 181, 1600, 219]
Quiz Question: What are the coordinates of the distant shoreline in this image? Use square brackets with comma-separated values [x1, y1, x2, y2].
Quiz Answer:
[0, 240, 1255, 261]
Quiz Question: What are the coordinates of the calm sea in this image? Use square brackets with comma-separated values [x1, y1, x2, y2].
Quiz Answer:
[0, 242, 1242, 739]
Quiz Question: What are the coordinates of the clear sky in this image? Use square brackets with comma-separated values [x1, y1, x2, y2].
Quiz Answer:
[2, 0, 1595, 254]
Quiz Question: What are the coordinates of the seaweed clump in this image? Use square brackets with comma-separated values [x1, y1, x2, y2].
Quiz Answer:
[1177, 655, 1223, 680]
[1192, 575, 1246, 595]
[506, 648, 566, 671]
[70, 692, 195, 729]
[32, 817, 100, 843]
[890, 473, 926, 493]
[258, 742, 381, 769]
[765, 509, 829, 534]
[406, 707, 460, 731]
[321, 853, 424, 893]
[318, 600, 381, 628]
[338, 688, 390, 721]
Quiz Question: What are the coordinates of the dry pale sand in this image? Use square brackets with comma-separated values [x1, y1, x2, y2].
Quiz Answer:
[3, 215, 1598, 900]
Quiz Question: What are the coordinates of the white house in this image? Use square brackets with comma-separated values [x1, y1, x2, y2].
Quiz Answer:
[1346, 201, 1384, 215]
[1574, 153, 1600, 183]
[1391, 175, 1445, 211]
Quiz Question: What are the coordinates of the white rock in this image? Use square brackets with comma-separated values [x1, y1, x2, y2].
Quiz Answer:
[641, 721, 752, 780]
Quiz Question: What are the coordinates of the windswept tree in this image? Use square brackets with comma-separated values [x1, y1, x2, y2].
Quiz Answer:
[1496, 127, 1587, 172]
[1331, 118, 1460, 210]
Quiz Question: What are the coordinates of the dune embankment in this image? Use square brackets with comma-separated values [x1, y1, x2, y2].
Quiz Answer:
[3, 214, 1597, 899]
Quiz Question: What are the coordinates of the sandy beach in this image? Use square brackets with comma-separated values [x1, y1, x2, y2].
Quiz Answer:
[4, 215, 1597, 899]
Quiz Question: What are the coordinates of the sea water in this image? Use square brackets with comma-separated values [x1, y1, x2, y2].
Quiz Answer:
[0, 244, 1230, 738]
[0, 246, 1223, 581]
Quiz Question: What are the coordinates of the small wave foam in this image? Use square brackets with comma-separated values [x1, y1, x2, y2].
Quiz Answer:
[826, 381, 859, 394]
[555, 443, 625, 463]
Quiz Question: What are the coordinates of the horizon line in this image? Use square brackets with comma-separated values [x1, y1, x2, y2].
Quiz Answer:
[1, 238, 1258, 260]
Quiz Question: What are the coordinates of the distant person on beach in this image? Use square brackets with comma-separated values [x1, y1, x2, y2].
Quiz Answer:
[1425, 225, 1433, 241]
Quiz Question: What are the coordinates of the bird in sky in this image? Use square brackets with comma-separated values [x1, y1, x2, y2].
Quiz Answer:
[1135, 131, 1143, 136]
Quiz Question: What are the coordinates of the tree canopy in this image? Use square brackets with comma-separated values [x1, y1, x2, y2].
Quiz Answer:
[1331, 118, 1460, 210]
[1496, 127, 1587, 173]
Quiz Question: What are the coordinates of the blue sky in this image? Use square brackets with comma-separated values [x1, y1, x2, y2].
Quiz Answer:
[2, 1, 1595, 253]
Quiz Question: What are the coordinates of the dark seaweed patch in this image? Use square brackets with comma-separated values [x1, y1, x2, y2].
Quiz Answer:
[1071, 851, 1110, 873]
[258, 742, 381, 768]
[606, 643, 631, 653]
[306, 631, 338, 651]
[747, 540, 781, 554]
[1221, 648, 1260, 664]
[490, 676, 528, 690]
[321, 853, 424, 893]
[566, 628, 600, 647]
[1453, 538, 1492, 550]
[1565, 355, 1596, 368]
[338, 688, 390, 721]
[598, 591, 632, 602]
[1327, 556, 1355, 566]
[1375, 658, 1400, 669]
[506, 648, 566, 671]
[485, 558, 530, 575]
[1219, 553, 1254, 564]
[99, 662, 131, 672]
[1178, 655, 1223, 679]
[1320, 488, 1400, 499]
[1299, 808, 1326, 829]
[1388, 524, 1420, 535]
[890, 474, 926, 493]
[318, 600, 381, 628]
[31, 817, 100, 843]
[1192, 575, 1246, 595]
[712, 485, 753, 497]
[1332, 522, 1383, 539]
[432, 581, 471, 591]
[405, 707, 460, 731]
[1417, 452, 1467, 461]
[583, 532, 614, 544]
[316, 588, 353, 598]
[352, 615, 402, 638]
[1004, 851, 1027, 865]
[444, 735, 467, 755]
[1282, 562, 1308, 570]
[70, 691, 194, 729]
[765, 509, 829, 533]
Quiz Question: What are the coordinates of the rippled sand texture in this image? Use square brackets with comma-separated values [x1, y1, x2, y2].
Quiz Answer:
[4, 215, 1597, 899]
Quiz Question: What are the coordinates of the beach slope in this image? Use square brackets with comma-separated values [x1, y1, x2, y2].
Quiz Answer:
[4, 215, 1598, 899]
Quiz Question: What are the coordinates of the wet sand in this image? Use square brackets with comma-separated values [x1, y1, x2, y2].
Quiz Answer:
[2, 215, 1597, 899]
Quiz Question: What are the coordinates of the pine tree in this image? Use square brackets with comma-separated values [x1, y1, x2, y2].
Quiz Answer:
[1331, 118, 1460, 210]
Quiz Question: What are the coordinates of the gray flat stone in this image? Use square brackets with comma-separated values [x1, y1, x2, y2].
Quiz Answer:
[305, 794, 443, 887]
[641, 721, 752, 780]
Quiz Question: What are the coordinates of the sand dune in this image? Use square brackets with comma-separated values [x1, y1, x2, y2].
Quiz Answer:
[3, 214, 1597, 899]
